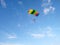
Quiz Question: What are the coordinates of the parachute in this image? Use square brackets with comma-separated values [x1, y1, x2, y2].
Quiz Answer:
[28, 9, 39, 16]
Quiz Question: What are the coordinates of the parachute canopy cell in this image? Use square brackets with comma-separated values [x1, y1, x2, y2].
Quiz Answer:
[28, 9, 39, 16]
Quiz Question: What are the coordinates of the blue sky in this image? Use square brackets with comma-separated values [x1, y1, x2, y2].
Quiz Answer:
[0, 0, 60, 45]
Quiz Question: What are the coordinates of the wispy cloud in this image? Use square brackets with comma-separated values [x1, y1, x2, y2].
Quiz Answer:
[0, 30, 17, 39]
[18, 1, 23, 5]
[43, 6, 55, 15]
[0, 42, 24, 45]
[43, 8, 50, 14]
[0, 0, 7, 8]
[42, 0, 51, 7]
[7, 33, 17, 39]
[42, 0, 55, 15]
[49, 6, 55, 11]
[48, 0, 51, 3]
[31, 33, 45, 38]
[30, 26, 56, 38]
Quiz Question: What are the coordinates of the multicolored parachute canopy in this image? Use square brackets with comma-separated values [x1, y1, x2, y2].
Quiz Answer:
[28, 9, 39, 16]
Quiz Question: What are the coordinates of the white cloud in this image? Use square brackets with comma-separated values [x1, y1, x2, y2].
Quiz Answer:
[30, 26, 56, 38]
[43, 6, 55, 15]
[7, 33, 17, 39]
[42, 0, 51, 4]
[43, 8, 50, 15]
[49, 6, 55, 12]
[0, 31, 17, 39]
[0, 43, 24, 45]
[48, 0, 51, 3]
[18, 1, 23, 5]
[41, 3, 51, 7]
[31, 33, 45, 38]
[42, 0, 55, 15]
[0, 0, 7, 8]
